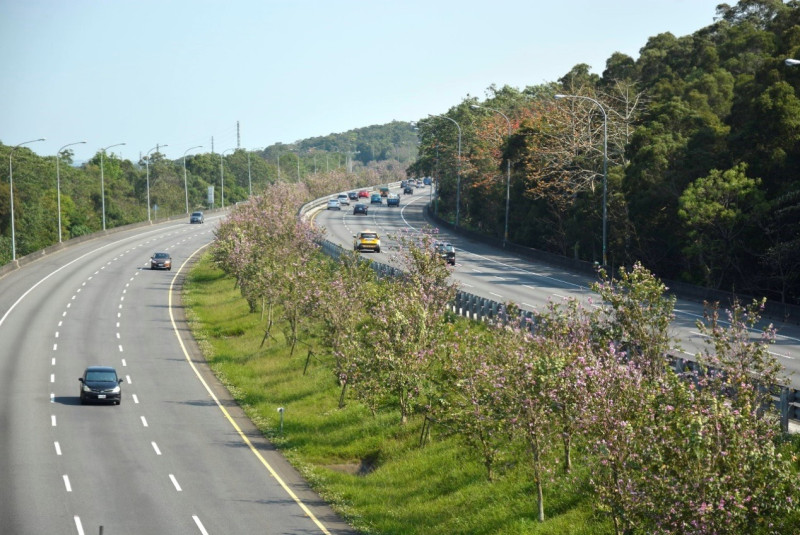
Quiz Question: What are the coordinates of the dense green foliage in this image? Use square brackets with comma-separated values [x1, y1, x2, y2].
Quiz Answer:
[0, 120, 412, 264]
[408, 0, 800, 304]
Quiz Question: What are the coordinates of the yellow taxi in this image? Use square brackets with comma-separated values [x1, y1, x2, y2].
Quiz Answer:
[353, 230, 381, 253]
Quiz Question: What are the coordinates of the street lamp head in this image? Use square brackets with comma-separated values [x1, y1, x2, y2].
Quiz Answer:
[785, 58, 800, 66]
[554, 94, 566, 99]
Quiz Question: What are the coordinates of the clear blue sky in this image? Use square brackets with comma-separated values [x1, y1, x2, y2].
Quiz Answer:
[1, 0, 723, 164]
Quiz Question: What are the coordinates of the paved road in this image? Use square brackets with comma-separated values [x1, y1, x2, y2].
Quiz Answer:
[0, 216, 356, 535]
[318, 186, 800, 390]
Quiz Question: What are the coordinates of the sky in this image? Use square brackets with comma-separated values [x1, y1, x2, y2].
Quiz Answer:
[1, 0, 724, 164]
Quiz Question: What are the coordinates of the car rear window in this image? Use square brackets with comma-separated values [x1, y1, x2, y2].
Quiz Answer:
[361, 233, 378, 239]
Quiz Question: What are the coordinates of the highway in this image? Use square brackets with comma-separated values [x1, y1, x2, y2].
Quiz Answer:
[316, 184, 800, 390]
[0, 216, 355, 535]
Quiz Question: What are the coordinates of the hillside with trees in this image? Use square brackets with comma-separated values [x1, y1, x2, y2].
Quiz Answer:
[0, 121, 414, 265]
[408, 0, 800, 306]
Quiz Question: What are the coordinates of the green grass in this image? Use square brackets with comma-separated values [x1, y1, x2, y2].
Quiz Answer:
[183, 254, 612, 535]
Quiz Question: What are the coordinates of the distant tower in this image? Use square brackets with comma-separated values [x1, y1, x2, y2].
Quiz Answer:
[211, 136, 214, 154]
[237, 121, 241, 149]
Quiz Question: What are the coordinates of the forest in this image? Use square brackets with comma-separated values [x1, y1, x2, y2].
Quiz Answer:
[4, 0, 800, 306]
[408, 0, 800, 306]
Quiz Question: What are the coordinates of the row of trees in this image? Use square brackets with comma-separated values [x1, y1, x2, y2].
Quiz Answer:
[211, 182, 800, 534]
[407, 0, 800, 305]
[0, 139, 406, 265]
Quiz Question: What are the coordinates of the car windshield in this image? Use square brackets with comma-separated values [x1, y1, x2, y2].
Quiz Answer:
[86, 371, 117, 382]
[154, 253, 169, 259]
[192, 212, 202, 216]
[361, 233, 378, 240]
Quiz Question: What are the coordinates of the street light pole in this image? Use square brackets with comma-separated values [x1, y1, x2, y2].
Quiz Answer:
[100, 142, 126, 231]
[56, 140, 87, 243]
[472, 104, 512, 247]
[144, 144, 167, 222]
[429, 114, 462, 227]
[183, 145, 203, 214]
[220, 148, 234, 208]
[555, 93, 608, 267]
[9, 138, 46, 260]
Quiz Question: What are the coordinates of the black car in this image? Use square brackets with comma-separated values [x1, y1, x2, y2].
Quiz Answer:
[403, 186, 414, 195]
[435, 242, 456, 265]
[347, 191, 359, 201]
[190, 211, 204, 224]
[150, 252, 172, 270]
[79, 366, 123, 405]
[353, 203, 368, 215]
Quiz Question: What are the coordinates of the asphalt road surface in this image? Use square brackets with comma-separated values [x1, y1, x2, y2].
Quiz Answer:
[0, 215, 356, 535]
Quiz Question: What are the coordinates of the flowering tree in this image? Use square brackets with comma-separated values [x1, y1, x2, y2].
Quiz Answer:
[431, 326, 512, 482]
[592, 261, 677, 379]
[533, 297, 599, 474]
[313, 252, 381, 407]
[349, 230, 457, 424]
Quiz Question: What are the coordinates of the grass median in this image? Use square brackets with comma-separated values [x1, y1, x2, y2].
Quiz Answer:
[182, 253, 610, 535]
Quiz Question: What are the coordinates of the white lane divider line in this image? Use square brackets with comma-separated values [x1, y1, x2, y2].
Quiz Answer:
[151, 442, 162, 455]
[63, 475, 72, 492]
[51, 415, 57, 427]
[74, 516, 84, 535]
[54, 441, 62, 455]
[141, 416, 148, 427]
[169, 474, 182, 491]
[193, 516, 209, 535]
[132, 394, 139, 404]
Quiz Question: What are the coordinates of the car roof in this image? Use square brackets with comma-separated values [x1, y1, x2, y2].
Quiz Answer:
[153, 251, 170, 256]
[84, 365, 117, 372]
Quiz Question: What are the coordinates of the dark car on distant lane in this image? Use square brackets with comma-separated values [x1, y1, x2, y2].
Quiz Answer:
[190, 211, 204, 224]
[353, 203, 368, 215]
[435, 242, 456, 265]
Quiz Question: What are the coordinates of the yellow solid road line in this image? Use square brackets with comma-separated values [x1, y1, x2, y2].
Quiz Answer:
[168, 243, 332, 535]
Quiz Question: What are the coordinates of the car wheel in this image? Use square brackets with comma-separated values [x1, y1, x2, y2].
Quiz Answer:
[375, 247, 381, 253]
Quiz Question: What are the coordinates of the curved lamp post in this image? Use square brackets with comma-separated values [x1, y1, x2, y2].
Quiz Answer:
[429, 114, 462, 227]
[555, 93, 608, 267]
[785, 58, 800, 66]
[9, 138, 46, 260]
[100, 142, 125, 231]
[56, 140, 87, 242]
[220, 148, 234, 208]
[144, 144, 167, 221]
[182, 145, 202, 214]
[471, 104, 512, 246]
